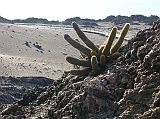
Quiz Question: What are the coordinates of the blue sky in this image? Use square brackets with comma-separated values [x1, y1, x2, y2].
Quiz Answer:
[0, 0, 159, 21]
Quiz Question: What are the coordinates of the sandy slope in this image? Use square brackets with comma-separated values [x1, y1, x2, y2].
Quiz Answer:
[0, 23, 106, 79]
[0, 23, 151, 79]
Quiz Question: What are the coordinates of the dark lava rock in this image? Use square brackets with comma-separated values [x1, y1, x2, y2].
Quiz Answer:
[0, 76, 53, 114]
[1, 20, 160, 119]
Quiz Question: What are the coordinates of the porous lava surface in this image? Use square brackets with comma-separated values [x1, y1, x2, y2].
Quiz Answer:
[1, 21, 160, 119]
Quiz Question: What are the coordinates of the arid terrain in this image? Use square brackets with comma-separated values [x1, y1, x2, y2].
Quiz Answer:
[0, 22, 151, 79]
[1, 20, 160, 119]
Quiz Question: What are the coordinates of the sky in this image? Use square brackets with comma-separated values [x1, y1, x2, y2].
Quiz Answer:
[0, 0, 160, 21]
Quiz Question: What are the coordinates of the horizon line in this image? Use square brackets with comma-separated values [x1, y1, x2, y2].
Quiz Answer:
[1, 14, 160, 22]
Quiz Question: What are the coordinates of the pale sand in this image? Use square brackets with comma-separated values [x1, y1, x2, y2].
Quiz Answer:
[0, 23, 105, 79]
[0, 23, 151, 79]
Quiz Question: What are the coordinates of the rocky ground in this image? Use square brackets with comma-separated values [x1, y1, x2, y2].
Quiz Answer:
[0, 76, 54, 116]
[0, 21, 160, 119]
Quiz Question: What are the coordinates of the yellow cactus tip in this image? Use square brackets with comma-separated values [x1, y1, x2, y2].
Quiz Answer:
[91, 55, 101, 75]
[65, 55, 70, 60]
[113, 26, 117, 30]
[91, 55, 98, 68]
[125, 23, 130, 26]
[91, 55, 97, 60]
[100, 55, 106, 66]
[123, 23, 130, 30]
[72, 22, 78, 28]
[64, 34, 69, 39]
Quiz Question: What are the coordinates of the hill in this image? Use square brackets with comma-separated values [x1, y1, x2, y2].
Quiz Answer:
[0, 15, 159, 25]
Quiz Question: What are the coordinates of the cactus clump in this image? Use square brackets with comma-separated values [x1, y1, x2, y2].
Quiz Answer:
[64, 22, 130, 76]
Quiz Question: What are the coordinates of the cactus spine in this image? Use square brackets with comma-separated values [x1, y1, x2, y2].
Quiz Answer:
[110, 52, 121, 60]
[110, 23, 130, 55]
[72, 22, 99, 54]
[102, 27, 117, 56]
[64, 34, 91, 57]
[67, 67, 91, 76]
[98, 45, 105, 56]
[64, 22, 130, 76]
[100, 55, 106, 66]
[66, 56, 91, 67]
[91, 55, 100, 75]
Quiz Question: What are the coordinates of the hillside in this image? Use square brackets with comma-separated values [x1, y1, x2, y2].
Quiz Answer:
[0, 15, 159, 25]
